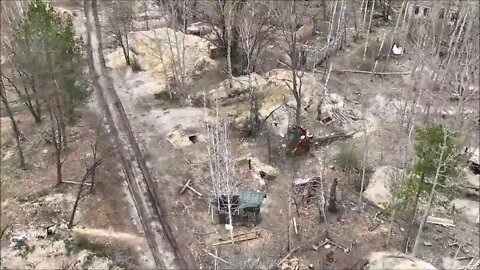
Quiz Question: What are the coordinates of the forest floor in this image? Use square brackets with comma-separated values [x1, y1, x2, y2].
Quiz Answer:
[1, 0, 479, 269]
[0, 105, 156, 268]
[99, 15, 479, 270]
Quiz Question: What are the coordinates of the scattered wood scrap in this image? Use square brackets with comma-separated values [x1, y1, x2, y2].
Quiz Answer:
[205, 250, 238, 267]
[277, 247, 299, 267]
[212, 230, 260, 246]
[311, 131, 357, 145]
[427, 216, 455, 228]
[311, 230, 351, 253]
[218, 230, 260, 241]
[63, 180, 92, 186]
[333, 69, 411, 75]
[179, 179, 202, 197]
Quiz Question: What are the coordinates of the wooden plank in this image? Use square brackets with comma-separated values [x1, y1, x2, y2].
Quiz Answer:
[218, 230, 260, 241]
[63, 180, 92, 186]
[205, 250, 238, 267]
[333, 69, 411, 75]
[277, 247, 299, 267]
[293, 217, 298, 235]
[212, 232, 260, 246]
[427, 216, 455, 227]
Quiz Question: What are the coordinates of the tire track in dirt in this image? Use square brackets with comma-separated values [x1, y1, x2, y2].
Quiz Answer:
[83, 0, 194, 268]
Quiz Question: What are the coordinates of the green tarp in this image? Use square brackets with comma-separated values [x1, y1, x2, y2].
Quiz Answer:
[239, 191, 266, 210]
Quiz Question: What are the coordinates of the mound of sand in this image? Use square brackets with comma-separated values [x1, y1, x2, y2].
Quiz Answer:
[366, 251, 437, 270]
[363, 166, 401, 209]
[106, 27, 219, 83]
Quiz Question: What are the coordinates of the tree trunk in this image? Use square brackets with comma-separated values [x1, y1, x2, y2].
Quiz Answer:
[68, 167, 89, 228]
[287, 189, 292, 251]
[359, 134, 369, 203]
[46, 98, 63, 186]
[90, 145, 97, 193]
[403, 180, 422, 252]
[0, 86, 26, 168]
[295, 90, 301, 125]
[386, 207, 396, 246]
[55, 144, 63, 186]
[49, 60, 67, 149]
[363, 0, 375, 60]
[328, 178, 338, 213]
[143, 0, 149, 30]
[322, 0, 328, 20]
[121, 40, 131, 66]
[225, 2, 234, 90]
[407, 83, 422, 136]
[352, 1, 359, 42]
[291, 56, 300, 126]
[267, 130, 271, 163]
[29, 78, 42, 123]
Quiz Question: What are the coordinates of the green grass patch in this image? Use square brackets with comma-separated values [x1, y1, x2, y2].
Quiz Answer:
[238, 158, 250, 167]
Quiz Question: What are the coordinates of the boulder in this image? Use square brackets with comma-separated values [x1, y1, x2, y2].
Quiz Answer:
[363, 166, 401, 209]
[75, 250, 92, 268]
[365, 251, 437, 270]
[442, 257, 462, 270]
[461, 167, 479, 197]
[186, 22, 214, 36]
[452, 199, 479, 224]
[233, 116, 248, 130]
[206, 73, 267, 103]
[463, 167, 480, 189]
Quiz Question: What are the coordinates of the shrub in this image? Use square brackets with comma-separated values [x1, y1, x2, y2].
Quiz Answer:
[335, 143, 361, 171]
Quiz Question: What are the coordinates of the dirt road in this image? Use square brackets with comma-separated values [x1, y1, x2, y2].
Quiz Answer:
[83, 0, 194, 268]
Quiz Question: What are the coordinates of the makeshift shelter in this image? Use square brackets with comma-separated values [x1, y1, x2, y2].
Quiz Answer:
[293, 177, 320, 205]
[216, 191, 266, 226]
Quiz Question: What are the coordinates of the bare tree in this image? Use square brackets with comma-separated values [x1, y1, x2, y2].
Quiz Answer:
[68, 155, 105, 228]
[363, 0, 375, 60]
[235, 1, 275, 135]
[274, 0, 313, 126]
[0, 78, 25, 168]
[316, 151, 328, 223]
[237, 3, 260, 134]
[205, 103, 237, 240]
[104, 0, 134, 66]
[193, 0, 233, 53]
[68, 118, 113, 228]
[224, 1, 235, 90]
[89, 119, 107, 193]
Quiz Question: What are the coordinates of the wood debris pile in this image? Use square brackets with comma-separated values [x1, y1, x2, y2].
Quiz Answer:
[280, 257, 306, 270]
